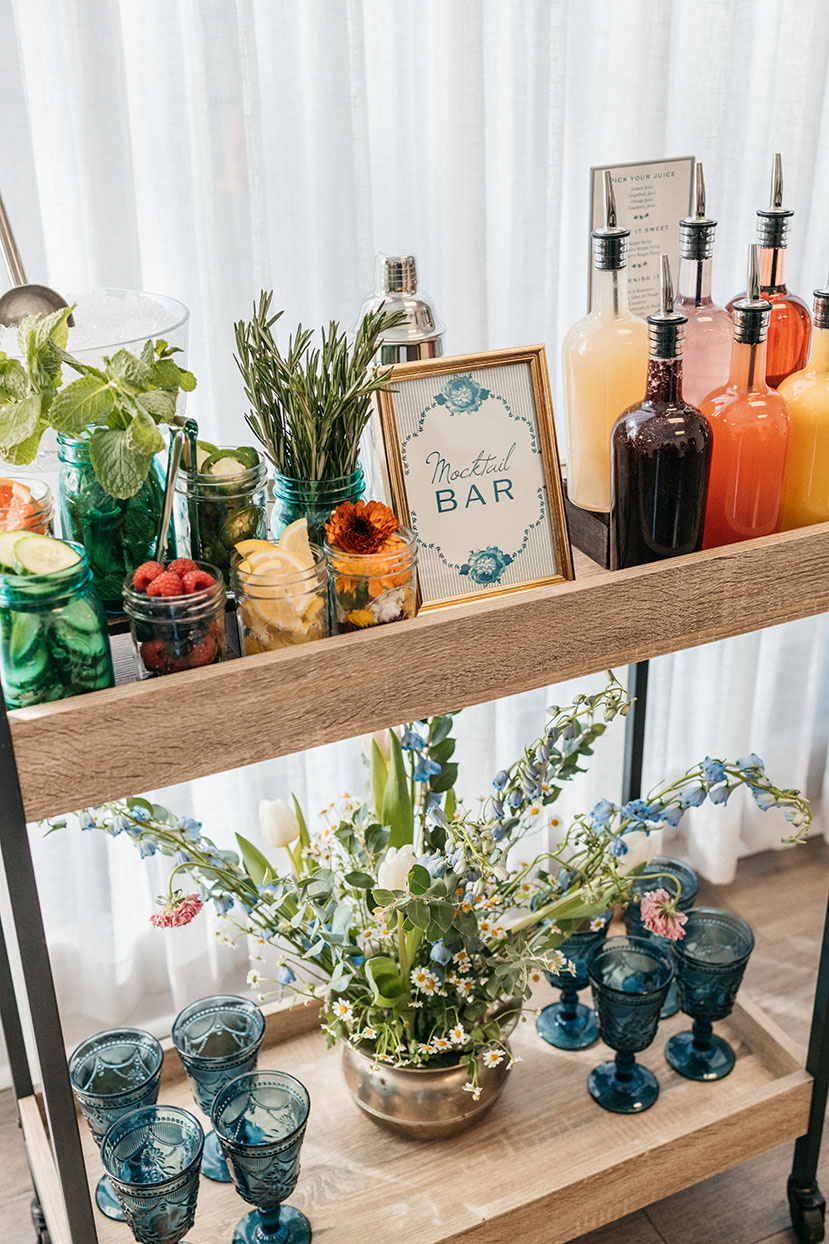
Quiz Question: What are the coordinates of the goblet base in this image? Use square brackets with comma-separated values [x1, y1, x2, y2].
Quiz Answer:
[660, 981, 679, 1020]
[587, 1059, 660, 1113]
[95, 1174, 126, 1221]
[665, 1029, 736, 1081]
[233, 1205, 312, 1244]
[536, 1001, 598, 1050]
[201, 1128, 232, 1182]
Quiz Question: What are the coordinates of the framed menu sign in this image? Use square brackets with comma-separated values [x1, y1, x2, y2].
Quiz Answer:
[375, 346, 574, 612]
[589, 156, 695, 316]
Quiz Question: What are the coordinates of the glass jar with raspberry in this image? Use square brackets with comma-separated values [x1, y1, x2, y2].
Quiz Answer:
[122, 558, 226, 678]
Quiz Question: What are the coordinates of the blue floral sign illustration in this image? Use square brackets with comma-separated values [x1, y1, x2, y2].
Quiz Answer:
[435, 374, 490, 415]
[459, 546, 514, 585]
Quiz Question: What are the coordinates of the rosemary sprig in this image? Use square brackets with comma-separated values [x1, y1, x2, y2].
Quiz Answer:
[234, 291, 406, 480]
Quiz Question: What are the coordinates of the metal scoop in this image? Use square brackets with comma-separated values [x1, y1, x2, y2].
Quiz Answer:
[0, 190, 73, 327]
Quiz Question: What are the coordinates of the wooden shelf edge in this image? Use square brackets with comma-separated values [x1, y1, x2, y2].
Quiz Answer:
[19, 1095, 71, 1244]
[12, 521, 829, 819]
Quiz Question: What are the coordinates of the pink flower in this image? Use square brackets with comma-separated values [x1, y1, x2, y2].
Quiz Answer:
[150, 893, 204, 929]
[639, 888, 687, 942]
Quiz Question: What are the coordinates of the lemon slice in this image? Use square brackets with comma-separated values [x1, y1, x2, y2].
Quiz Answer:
[279, 518, 315, 569]
[246, 548, 307, 581]
[235, 538, 277, 558]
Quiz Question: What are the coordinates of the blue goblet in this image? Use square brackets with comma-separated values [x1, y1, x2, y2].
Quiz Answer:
[536, 913, 611, 1050]
[172, 995, 265, 1183]
[68, 1027, 164, 1221]
[586, 935, 674, 1113]
[101, 1106, 204, 1244]
[624, 855, 699, 1019]
[212, 1070, 311, 1244]
[665, 907, 755, 1081]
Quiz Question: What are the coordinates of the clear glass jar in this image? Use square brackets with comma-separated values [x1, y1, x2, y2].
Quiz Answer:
[58, 434, 175, 612]
[326, 526, 418, 633]
[232, 548, 330, 653]
[270, 468, 365, 543]
[0, 478, 54, 535]
[0, 544, 114, 708]
[122, 562, 226, 678]
[175, 458, 268, 579]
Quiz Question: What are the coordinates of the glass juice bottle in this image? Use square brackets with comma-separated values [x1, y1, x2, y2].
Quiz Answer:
[778, 278, 829, 529]
[611, 255, 711, 569]
[562, 171, 648, 512]
[703, 246, 790, 548]
[674, 163, 732, 407]
[727, 153, 811, 388]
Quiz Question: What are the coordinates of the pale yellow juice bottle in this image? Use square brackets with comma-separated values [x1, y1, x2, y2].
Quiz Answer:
[562, 172, 648, 512]
[778, 278, 829, 529]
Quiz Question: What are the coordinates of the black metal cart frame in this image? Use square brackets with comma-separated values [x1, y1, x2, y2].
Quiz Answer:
[0, 659, 826, 1243]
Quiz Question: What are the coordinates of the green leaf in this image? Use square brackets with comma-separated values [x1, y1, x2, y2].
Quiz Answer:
[32, 305, 72, 351]
[429, 899, 455, 933]
[445, 788, 457, 822]
[429, 762, 458, 794]
[126, 410, 165, 456]
[430, 716, 454, 745]
[1, 421, 46, 465]
[291, 795, 311, 851]
[407, 898, 429, 930]
[107, 349, 154, 391]
[0, 359, 28, 402]
[151, 358, 196, 392]
[407, 863, 431, 896]
[126, 797, 155, 815]
[89, 426, 151, 499]
[371, 888, 397, 908]
[235, 833, 271, 885]
[0, 393, 41, 449]
[344, 870, 375, 889]
[430, 737, 455, 764]
[328, 965, 354, 993]
[140, 339, 155, 365]
[136, 389, 177, 422]
[370, 740, 388, 823]
[177, 367, 197, 392]
[364, 955, 407, 1007]
[383, 731, 413, 849]
[50, 374, 113, 433]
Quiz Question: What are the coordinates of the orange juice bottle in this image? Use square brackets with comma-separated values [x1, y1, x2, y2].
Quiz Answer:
[778, 278, 829, 528]
[702, 246, 790, 548]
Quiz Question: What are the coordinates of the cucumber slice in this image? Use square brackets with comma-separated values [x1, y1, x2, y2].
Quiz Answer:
[0, 530, 24, 570]
[13, 535, 81, 576]
[59, 597, 102, 635]
[9, 612, 44, 664]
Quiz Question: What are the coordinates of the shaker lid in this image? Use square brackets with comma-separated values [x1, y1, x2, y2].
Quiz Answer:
[679, 163, 717, 260]
[756, 153, 793, 249]
[592, 171, 630, 270]
[732, 245, 772, 344]
[647, 255, 686, 357]
[376, 254, 417, 295]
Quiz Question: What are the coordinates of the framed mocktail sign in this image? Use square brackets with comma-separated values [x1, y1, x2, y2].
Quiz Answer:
[589, 156, 695, 316]
[375, 346, 574, 612]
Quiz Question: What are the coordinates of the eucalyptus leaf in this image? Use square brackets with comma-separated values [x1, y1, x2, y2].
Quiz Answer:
[429, 762, 458, 794]
[407, 898, 429, 930]
[407, 863, 431, 896]
[344, 871, 375, 889]
[430, 716, 454, 745]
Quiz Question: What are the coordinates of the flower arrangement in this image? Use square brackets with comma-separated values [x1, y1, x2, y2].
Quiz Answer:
[325, 499, 417, 631]
[58, 676, 810, 1103]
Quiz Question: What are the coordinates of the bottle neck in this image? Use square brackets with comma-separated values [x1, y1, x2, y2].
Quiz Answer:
[677, 256, 713, 307]
[809, 327, 829, 370]
[728, 339, 769, 391]
[591, 266, 631, 316]
[759, 246, 787, 293]
[645, 356, 684, 403]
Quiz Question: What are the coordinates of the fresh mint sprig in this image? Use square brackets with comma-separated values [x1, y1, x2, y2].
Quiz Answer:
[0, 307, 196, 498]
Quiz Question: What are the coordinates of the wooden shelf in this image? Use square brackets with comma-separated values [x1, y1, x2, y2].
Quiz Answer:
[27, 985, 811, 1244]
[11, 522, 829, 821]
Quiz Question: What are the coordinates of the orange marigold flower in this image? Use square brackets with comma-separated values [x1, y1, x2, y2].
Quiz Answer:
[326, 499, 400, 554]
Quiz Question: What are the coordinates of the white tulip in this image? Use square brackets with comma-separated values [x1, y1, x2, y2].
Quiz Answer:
[259, 798, 301, 848]
[614, 829, 658, 876]
[361, 729, 396, 763]
[376, 844, 417, 892]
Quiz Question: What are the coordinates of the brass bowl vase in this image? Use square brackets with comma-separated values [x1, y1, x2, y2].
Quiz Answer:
[341, 1040, 513, 1140]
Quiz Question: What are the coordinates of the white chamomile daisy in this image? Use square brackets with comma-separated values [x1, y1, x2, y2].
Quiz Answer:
[431, 1036, 452, 1052]
[417, 1042, 433, 1055]
[589, 916, 606, 931]
[410, 967, 431, 989]
[456, 979, 474, 997]
[462, 1082, 483, 1100]
[483, 1048, 505, 1068]
[361, 1025, 377, 1040]
[246, 969, 261, 988]
[450, 1024, 467, 1045]
[332, 998, 353, 1022]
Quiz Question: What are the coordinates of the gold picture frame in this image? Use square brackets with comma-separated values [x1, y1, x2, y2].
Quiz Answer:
[375, 345, 574, 612]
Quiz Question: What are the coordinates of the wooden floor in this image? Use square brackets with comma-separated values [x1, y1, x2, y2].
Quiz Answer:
[0, 839, 826, 1244]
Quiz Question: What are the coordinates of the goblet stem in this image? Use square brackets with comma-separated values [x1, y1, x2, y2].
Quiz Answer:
[558, 986, 579, 1026]
[614, 1050, 636, 1083]
[691, 1018, 714, 1053]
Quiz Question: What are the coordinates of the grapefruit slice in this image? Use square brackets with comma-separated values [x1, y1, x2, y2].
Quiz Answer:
[0, 478, 33, 531]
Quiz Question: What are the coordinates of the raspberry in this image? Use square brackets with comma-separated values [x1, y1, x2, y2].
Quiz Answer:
[186, 632, 219, 667]
[167, 558, 198, 578]
[140, 637, 170, 672]
[133, 561, 164, 592]
[182, 569, 216, 594]
[146, 570, 184, 598]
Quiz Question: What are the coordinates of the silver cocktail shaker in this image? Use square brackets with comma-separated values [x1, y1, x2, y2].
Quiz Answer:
[358, 254, 445, 364]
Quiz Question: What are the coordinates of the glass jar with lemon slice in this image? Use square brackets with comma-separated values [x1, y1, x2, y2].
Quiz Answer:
[175, 444, 268, 580]
[231, 520, 330, 653]
[0, 532, 114, 708]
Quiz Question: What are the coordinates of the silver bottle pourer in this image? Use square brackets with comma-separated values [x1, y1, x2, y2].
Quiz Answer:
[814, 266, 829, 331]
[357, 252, 445, 364]
[756, 152, 793, 249]
[733, 244, 772, 344]
[592, 170, 630, 270]
[679, 162, 717, 260]
[647, 254, 686, 357]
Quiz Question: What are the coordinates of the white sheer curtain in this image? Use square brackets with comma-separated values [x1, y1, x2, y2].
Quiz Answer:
[1, 0, 828, 1080]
